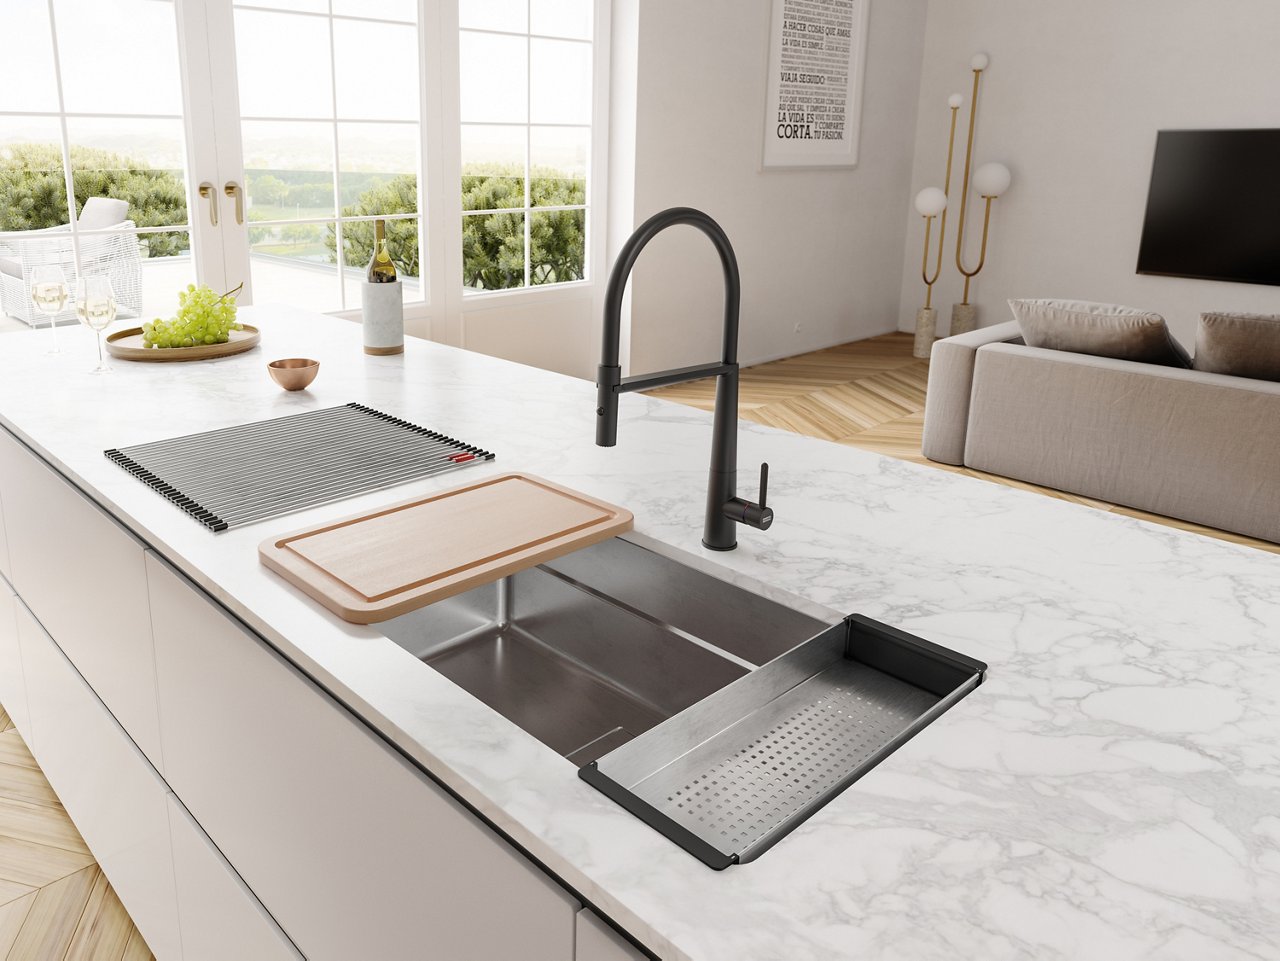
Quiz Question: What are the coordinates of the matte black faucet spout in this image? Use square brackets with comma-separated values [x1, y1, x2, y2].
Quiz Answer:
[596, 207, 772, 551]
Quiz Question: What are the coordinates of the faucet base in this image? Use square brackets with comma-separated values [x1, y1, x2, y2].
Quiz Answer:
[703, 467, 738, 551]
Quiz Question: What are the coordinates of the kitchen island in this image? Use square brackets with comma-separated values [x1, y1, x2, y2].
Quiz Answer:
[0, 307, 1277, 961]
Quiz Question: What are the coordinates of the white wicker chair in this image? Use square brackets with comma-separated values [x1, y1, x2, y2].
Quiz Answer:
[0, 198, 144, 326]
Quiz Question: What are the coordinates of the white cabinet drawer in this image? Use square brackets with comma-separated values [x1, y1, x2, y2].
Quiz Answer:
[0, 578, 29, 739]
[576, 910, 650, 961]
[15, 600, 181, 960]
[168, 795, 302, 961]
[0, 480, 11, 585]
[147, 552, 579, 961]
[0, 428, 162, 768]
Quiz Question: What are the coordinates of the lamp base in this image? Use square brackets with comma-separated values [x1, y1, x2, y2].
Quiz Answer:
[913, 307, 937, 359]
[950, 302, 978, 336]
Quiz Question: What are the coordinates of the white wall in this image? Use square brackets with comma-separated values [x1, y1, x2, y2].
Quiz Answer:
[616, 0, 929, 375]
[899, 0, 1280, 347]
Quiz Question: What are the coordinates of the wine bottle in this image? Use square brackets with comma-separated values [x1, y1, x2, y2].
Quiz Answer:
[366, 219, 398, 284]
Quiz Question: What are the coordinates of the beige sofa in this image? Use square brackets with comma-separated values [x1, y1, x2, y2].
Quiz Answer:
[922, 321, 1280, 543]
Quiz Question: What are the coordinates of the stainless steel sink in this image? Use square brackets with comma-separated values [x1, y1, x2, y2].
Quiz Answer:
[377, 536, 833, 764]
[379, 535, 985, 868]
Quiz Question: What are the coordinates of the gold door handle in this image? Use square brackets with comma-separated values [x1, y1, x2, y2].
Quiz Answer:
[198, 182, 219, 226]
[224, 181, 245, 225]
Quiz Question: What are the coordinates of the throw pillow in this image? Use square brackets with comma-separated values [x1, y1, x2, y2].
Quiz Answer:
[76, 197, 130, 230]
[1193, 312, 1280, 382]
[1009, 299, 1192, 368]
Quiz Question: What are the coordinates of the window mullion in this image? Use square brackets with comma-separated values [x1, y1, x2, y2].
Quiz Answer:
[326, 0, 345, 309]
[523, 5, 532, 290]
[44, 0, 82, 280]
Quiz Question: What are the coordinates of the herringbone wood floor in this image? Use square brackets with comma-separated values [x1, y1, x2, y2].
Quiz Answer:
[649, 331, 1280, 556]
[0, 704, 153, 961]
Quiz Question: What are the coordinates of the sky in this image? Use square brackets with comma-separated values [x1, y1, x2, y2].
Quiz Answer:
[1, 0, 592, 182]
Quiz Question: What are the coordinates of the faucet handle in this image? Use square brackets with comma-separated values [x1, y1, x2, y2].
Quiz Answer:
[723, 463, 774, 531]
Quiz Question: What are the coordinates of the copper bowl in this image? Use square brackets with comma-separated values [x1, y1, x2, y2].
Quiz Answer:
[268, 358, 320, 391]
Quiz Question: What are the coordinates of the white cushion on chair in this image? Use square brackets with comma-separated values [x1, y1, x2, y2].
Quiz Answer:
[0, 256, 21, 279]
[77, 197, 130, 229]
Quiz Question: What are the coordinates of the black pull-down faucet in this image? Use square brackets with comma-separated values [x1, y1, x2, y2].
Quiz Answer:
[595, 207, 773, 551]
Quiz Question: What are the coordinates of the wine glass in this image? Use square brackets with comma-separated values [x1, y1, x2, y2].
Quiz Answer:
[74, 276, 117, 374]
[29, 265, 68, 354]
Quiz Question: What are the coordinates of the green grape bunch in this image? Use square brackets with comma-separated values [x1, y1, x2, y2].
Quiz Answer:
[142, 283, 245, 348]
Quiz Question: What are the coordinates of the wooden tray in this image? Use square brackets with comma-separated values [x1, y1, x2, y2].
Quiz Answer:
[105, 325, 260, 362]
[259, 473, 633, 624]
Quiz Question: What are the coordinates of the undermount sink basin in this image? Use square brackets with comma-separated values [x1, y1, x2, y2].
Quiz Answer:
[378, 535, 986, 868]
[377, 536, 833, 764]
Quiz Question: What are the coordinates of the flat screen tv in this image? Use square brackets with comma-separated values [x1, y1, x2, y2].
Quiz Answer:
[1136, 129, 1280, 287]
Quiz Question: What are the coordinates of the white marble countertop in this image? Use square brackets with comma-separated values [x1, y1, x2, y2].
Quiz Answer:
[1, 308, 1277, 961]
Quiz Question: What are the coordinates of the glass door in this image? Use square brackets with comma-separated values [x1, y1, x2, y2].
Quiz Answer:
[0, 0, 223, 330]
[209, 0, 427, 314]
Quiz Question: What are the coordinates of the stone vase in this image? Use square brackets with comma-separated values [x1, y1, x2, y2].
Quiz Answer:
[913, 306, 937, 359]
[950, 302, 978, 336]
[362, 280, 404, 356]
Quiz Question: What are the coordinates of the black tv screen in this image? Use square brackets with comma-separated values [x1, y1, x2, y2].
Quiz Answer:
[1136, 129, 1280, 287]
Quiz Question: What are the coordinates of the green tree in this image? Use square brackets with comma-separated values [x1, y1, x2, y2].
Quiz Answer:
[280, 223, 314, 249]
[0, 143, 188, 256]
[325, 174, 420, 277]
[528, 167, 585, 286]
[326, 164, 586, 290]
[285, 182, 333, 207]
[250, 173, 288, 206]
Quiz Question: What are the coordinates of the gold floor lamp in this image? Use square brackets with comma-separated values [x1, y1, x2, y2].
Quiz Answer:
[912, 92, 964, 359]
[951, 53, 1012, 335]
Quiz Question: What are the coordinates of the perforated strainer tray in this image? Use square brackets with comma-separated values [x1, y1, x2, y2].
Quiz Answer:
[580, 615, 985, 869]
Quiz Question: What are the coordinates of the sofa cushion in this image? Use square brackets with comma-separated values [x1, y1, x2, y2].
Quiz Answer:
[0, 256, 21, 279]
[1009, 298, 1191, 368]
[77, 197, 130, 230]
[1193, 312, 1280, 383]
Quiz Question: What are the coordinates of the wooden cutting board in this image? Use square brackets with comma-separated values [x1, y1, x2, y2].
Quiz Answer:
[259, 473, 633, 624]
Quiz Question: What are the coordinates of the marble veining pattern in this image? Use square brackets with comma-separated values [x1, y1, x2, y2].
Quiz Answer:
[0, 309, 1277, 961]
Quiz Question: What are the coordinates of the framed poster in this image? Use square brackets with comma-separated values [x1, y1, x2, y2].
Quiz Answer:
[762, 0, 871, 169]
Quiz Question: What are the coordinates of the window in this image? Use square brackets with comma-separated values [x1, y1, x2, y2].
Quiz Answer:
[0, 0, 196, 323]
[231, 0, 424, 312]
[458, 0, 593, 293]
[1, 0, 606, 352]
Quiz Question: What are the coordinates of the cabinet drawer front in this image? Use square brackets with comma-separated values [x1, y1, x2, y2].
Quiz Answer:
[147, 553, 579, 961]
[0, 579, 29, 739]
[576, 910, 651, 961]
[15, 601, 181, 960]
[0, 482, 11, 585]
[169, 795, 302, 961]
[0, 429, 162, 767]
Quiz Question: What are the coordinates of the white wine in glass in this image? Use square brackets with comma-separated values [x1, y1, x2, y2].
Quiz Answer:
[29, 265, 68, 354]
[75, 276, 117, 374]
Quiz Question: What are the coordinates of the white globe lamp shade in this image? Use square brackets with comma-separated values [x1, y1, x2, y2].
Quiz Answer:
[947, 93, 964, 108]
[970, 52, 990, 70]
[914, 187, 948, 217]
[972, 162, 1012, 198]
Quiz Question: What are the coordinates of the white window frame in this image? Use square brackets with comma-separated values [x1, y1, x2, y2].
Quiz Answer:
[208, 1, 428, 317]
[0, 0, 215, 302]
[434, 0, 611, 349]
[4, 0, 610, 356]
